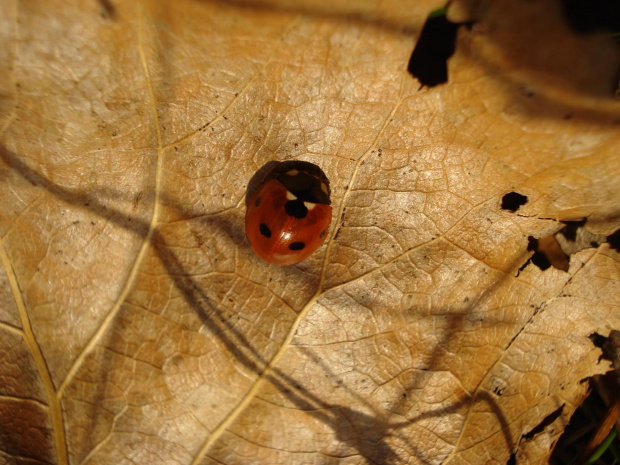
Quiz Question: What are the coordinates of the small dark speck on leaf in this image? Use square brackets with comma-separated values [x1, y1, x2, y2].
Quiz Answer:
[520, 86, 536, 98]
[98, 0, 117, 19]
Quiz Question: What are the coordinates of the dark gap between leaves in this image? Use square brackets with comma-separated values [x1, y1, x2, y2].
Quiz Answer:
[562, 0, 620, 35]
[607, 228, 620, 251]
[521, 218, 617, 273]
[556, 219, 587, 242]
[523, 404, 565, 440]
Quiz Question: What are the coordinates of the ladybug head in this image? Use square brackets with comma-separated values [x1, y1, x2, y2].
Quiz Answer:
[269, 160, 331, 205]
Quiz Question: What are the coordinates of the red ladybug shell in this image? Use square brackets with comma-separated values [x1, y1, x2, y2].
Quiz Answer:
[245, 178, 332, 265]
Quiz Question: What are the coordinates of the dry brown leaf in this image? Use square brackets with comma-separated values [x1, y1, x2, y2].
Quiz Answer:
[1, 0, 619, 464]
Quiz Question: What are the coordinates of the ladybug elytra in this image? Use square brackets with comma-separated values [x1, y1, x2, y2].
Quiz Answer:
[245, 161, 332, 266]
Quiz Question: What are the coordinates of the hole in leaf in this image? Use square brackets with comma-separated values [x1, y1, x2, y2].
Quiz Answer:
[526, 236, 556, 271]
[501, 192, 528, 212]
[555, 220, 605, 257]
[589, 332, 608, 350]
[607, 228, 620, 251]
[407, 7, 461, 87]
[556, 219, 586, 242]
[523, 405, 564, 439]
[526, 220, 611, 272]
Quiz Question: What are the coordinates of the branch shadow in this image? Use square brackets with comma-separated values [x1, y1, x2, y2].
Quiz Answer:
[1, 139, 535, 462]
[2, 2, 607, 461]
[1, 144, 404, 462]
[2, 113, 536, 464]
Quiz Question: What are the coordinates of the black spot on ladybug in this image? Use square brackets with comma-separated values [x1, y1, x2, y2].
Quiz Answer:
[285, 199, 308, 219]
[289, 242, 305, 251]
[501, 192, 528, 212]
[319, 229, 326, 238]
[254, 196, 261, 207]
[259, 223, 271, 238]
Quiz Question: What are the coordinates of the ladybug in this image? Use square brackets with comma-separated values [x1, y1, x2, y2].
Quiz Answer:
[245, 161, 332, 266]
